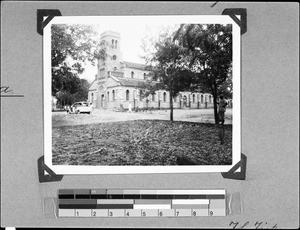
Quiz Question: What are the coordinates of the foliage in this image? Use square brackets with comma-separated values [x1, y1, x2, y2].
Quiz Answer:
[138, 80, 159, 101]
[141, 28, 195, 121]
[51, 24, 106, 105]
[55, 78, 90, 106]
[51, 24, 104, 68]
[174, 24, 233, 124]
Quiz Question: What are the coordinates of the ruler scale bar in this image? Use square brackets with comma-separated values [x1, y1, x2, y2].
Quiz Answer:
[58, 189, 226, 217]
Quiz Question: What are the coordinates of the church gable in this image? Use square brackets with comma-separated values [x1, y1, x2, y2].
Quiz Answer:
[89, 80, 98, 91]
[106, 76, 121, 88]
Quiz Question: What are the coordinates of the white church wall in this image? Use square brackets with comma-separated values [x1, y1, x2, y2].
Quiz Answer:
[123, 67, 151, 80]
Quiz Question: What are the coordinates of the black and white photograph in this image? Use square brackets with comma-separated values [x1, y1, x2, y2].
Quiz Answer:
[44, 15, 241, 174]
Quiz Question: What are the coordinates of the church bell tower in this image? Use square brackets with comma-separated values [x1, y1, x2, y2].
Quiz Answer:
[97, 31, 123, 79]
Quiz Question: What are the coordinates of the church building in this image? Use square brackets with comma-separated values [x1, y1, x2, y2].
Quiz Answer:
[88, 31, 215, 110]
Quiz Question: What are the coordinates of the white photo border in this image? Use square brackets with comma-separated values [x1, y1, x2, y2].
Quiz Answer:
[44, 15, 241, 174]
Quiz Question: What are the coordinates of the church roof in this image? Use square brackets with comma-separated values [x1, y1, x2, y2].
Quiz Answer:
[117, 77, 148, 87]
[123, 61, 147, 70]
[89, 79, 98, 90]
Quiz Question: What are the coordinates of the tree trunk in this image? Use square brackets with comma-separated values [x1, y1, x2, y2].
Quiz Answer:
[213, 95, 219, 124]
[212, 83, 219, 125]
[169, 92, 174, 122]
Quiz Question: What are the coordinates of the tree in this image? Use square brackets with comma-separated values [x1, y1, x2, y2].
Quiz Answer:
[141, 29, 194, 121]
[174, 24, 232, 124]
[51, 24, 106, 106]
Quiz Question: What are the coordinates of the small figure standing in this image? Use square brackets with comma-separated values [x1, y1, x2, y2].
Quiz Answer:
[218, 95, 228, 125]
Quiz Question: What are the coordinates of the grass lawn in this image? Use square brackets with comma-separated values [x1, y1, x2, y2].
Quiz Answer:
[52, 120, 232, 166]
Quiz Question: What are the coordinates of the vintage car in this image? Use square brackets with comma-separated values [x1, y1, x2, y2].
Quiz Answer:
[68, 101, 93, 114]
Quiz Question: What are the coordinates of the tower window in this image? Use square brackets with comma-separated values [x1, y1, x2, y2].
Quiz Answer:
[131, 71, 135, 78]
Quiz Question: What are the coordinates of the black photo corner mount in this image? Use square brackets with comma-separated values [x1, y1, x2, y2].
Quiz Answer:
[221, 8, 247, 180]
[221, 153, 247, 180]
[38, 156, 63, 183]
[222, 8, 247, 35]
[37, 9, 62, 35]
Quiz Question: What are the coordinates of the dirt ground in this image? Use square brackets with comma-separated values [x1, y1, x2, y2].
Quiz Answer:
[52, 108, 232, 127]
[52, 120, 232, 166]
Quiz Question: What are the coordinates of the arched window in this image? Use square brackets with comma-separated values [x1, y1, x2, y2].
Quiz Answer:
[112, 90, 115, 101]
[143, 73, 147, 80]
[193, 94, 195, 103]
[107, 91, 110, 101]
[152, 93, 155, 101]
[201, 95, 204, 103]
[112, 39, 114, 46]
[209, 95, 212, 103]
[131, 71, 134, 78]
[115, 40, 118, 48]
[126, 90, 130, 101]
[163, 92, 167, 102]
[91, 93, 94, 103]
